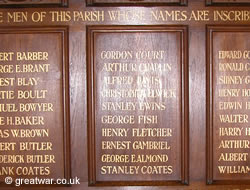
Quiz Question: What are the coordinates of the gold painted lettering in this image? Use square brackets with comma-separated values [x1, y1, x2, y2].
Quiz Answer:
[0, 129, 9, 138]
[0, 167, 14, 175]
[108, 10, 144, 21]
[7, 12, 27, 23]
[138, 115, 158, 124]
[19, 142, 52, 151]
[218, 89, 240, 97]
[132, 141, 170, 150]
[219, 127, 243, 136]
[6, 116, 45, 126]
[26, 155, 55, 164]
[49, 11, 71, 22]
[0, 104, 18, 112]
[141, 165, 173, 174]
[101, 166, 139, 175]
[17, 78, 39, 86]
[219, 140, 250, 149]
[73, 11, 104, 22]
[218, 166, 250, 174]
[150, 10, 187, 21]
[214, 11, 250, 21]
[101, 115, 135, 124]
[102, 128, 129, 137]
[16, 167, 50, 176]
[19, 103, 53, 112]
[219, 62, 244, 72]
[219, 114, 248, 123]
[218, 153, 248, 161]
[132, 128, 172, 137]
[0, 52, 14, 61]
[0, 117, 4, 125]
[0, 142, 16, 151]
[17, 90, 47, 99]
[0, 155, 24, 163]
[0, 12, 3, 23]
[246, 128, 250, 136]
[219, 101, 242, 110]
[16, 52, 48, 61]
[0, 65, 14, 73]
[16, 64, 50, 73]
[11, 129, 49, 138]
[102, 141, 131, 150]
[0, 78, 15, 86]
[101, 154, 130, 163]
[101, 51, 133, 60]
[189, 10, 209, 21]
[131, 154, 168, 163]
[0, 91, 14, 99]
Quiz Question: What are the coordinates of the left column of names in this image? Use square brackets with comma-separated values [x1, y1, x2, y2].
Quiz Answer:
[0, 28, 70, 183]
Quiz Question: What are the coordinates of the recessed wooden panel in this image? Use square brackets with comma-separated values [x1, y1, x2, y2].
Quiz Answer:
[87, 0, 186, 6]
[207, 25, 250, 185]
[206, 0, 250, 6]
[0, 27, 70, 185]
[0, 0, 68, 7]
[87, 25, 189, 186]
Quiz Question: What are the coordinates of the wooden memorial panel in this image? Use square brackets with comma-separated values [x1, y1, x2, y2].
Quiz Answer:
[87, 25, 189, 186]
[206, 0, 250, 6]
[86, 0, 186, 7]
[0, 27, 70, 185]
[0, 0, 68, 7]
[207, 25, 250, 185]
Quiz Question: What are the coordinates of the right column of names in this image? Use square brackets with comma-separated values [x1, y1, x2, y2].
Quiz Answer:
[208, 27, 250, 182]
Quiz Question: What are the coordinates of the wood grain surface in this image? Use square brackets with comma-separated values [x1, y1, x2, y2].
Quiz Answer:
[0, 0, 249, 189]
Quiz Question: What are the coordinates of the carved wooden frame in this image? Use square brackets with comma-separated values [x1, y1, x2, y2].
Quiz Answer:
[0, 26, 71, 186]
[206, 25, 250, 185]
[206, 0, 250, 6]
[87, 25, 189, 186]
[86, 0, 187, 7]
[0, 0, 68, 8]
